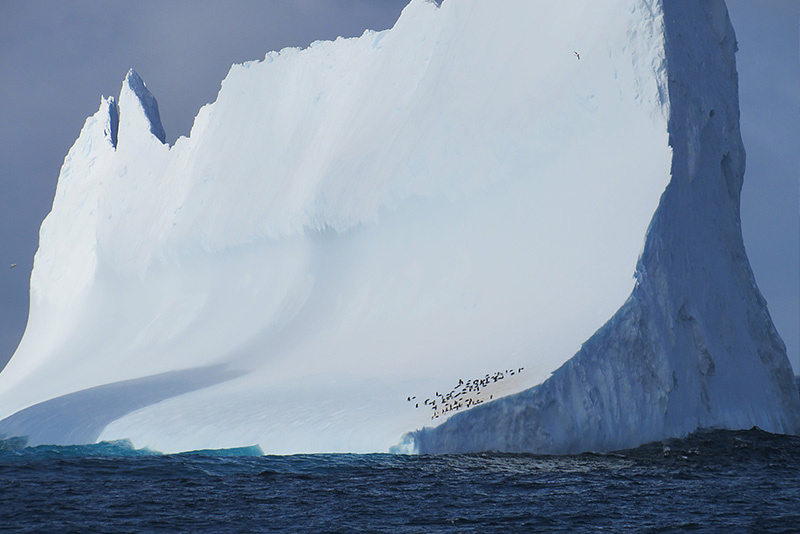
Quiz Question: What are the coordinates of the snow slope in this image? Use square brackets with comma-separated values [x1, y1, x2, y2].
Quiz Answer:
[0, 0, 796, 454]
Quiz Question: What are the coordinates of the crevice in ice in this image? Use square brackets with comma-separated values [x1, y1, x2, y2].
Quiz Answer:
[103, 96, 119, 148]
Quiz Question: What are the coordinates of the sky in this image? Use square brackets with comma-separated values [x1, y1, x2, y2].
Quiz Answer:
[0, 0, 797, 373]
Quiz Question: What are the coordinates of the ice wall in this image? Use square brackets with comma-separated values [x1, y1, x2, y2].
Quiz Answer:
[410, 0, 800, 454]
[0, 0, 796, 454]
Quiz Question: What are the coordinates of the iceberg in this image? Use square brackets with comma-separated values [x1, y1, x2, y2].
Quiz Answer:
[0, 0, 797, 454]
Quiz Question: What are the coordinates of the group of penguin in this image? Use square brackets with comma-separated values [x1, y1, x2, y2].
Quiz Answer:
[407, 367, 525, 420]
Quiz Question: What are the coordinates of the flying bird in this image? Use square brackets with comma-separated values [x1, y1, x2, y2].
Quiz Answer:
[574, 51, 580, 60]
[9, 263, 17, 269]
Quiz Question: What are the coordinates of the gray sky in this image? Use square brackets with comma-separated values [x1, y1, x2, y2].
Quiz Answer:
[0, 1, 797, 373]
[727, 0, 799, 374]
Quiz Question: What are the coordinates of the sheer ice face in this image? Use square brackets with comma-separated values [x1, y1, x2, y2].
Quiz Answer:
[0, 0, 797, 454]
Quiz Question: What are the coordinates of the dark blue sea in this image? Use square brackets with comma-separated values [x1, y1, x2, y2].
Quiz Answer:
[1, 427, 799, 533]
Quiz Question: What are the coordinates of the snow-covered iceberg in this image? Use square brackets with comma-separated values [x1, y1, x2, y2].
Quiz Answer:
[1, 0, 797, 454]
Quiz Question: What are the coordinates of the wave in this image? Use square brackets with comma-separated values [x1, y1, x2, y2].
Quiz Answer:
[0, 436, 263, 459]
[1, 426, 797, 464]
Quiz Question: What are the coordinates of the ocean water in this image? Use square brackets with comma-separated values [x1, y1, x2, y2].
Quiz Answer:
[1, 427, 799, 533]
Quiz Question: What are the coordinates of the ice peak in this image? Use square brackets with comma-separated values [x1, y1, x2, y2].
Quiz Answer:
[119, 69, 166, 144]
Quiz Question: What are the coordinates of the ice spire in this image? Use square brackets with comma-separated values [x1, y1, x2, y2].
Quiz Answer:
[118, 69, 166, 145]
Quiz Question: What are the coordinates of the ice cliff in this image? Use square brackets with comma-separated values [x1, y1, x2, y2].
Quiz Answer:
[1, 0, 797, 454]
